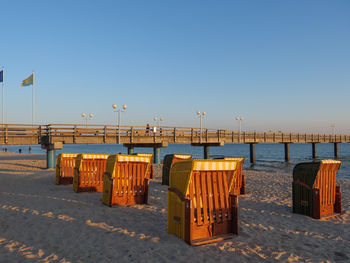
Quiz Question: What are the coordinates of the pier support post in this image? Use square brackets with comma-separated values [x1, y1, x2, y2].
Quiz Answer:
[284, 143, 290, 162]
[334, 143, 338, 158]
[250, 143, 255, 164]
[191, 142, 224, 160]
[312, 143, 317, 159]
[41, 142, 63, 169]
[127, 147, 134, 155]
[153, 147, 161, 164]
[204, 145, 210, 159]
[124, 142, 168, 164]
[47, 149, 56, 169]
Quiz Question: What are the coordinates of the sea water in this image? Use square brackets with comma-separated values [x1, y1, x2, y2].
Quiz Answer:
[4, 143, 350, 180]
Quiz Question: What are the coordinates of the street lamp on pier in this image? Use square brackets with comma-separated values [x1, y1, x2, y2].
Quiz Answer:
[81, 113, 93, 128]
[331, 123, 336, 141]
[112, 104, 127, 144]
[331, 124, 336, 135]
[196, 110, 206, 143]
[154, 117, 163, 129]
[236, 116, 243, 142]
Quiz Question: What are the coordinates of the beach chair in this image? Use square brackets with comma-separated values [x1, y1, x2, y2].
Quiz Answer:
[222, 157, 245, 195]
[162, 154, 192, 185]
[73, 154, 109, 193]
[55, 153, 79, 185]
[136, 153, 154, 158]
[167, 159, 239, 245]
[102, 154, 153, 206]
[292, 160, 342, 219]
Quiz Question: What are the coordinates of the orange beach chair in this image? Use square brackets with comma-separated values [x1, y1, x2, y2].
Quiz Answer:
[73, 154, 109, 193]
[55, 153, 79, 185]
[102, 154, 153, 206]
[167, 159, 239, 245]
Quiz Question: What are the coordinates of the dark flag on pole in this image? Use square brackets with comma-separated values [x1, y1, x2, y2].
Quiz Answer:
[0, 70, 3, 83]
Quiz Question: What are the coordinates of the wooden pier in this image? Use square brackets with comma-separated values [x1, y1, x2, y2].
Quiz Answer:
[1, 124, 349, 167]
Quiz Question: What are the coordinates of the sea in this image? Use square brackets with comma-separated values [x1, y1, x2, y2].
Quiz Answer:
[3, 143, 350, 180]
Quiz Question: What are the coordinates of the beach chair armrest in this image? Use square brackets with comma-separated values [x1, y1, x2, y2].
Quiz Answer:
[148, 165, 154, 180]
[292, 180, 312, 191]
[103, 172, 112, 180]
[168, 187, 187, 202]
[335, 185, 342, 214]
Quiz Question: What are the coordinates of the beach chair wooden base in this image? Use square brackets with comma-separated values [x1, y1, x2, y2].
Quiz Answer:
[56, 177, 73, 185]
[74, 186, 103, 193]
[102, 163, 151, 207]
[73, 171, 104, 193]
[168, 187, 238, 246]
[312, 186, 342, 219]
[106, 194, 148, 206]
[183, 194, 238, 245]
[103, 178, 149, 206]
[190, 234, 235, 246]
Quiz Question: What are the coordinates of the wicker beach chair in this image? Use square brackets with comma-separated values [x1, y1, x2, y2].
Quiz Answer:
[102, 154, 153, 206]
[72, 154, 109, 193]
[292, 160, 342, 219]
[55, 153, 79, 185]
[162, 154, 192, 185]
[167, 159, 239, 245]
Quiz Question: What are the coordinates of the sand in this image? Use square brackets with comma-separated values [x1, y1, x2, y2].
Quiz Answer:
[0, 152, 349, 262]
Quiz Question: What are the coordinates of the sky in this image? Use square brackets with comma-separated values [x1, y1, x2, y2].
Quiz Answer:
[1, 0, 349, 133]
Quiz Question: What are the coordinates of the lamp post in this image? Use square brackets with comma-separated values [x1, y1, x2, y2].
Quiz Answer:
[112, 104, 127, 144]
[196, 110, 206, 143]
[330, 123, 336, 142]
[81, 113, 93, 127]
[236, 116, 243, 142]
[154, 117, 163, 129]
[331, 124, 336, 135]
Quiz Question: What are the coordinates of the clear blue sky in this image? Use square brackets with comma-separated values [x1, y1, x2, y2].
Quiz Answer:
[1, 0, 349, 133]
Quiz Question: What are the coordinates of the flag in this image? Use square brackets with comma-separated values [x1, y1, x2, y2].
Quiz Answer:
[0, 70, 3, 83]
[21, 74, 33, 86]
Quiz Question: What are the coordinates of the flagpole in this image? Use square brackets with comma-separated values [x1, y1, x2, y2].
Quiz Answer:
[32, 71, 34, 126]
[2, 66, 4, 126]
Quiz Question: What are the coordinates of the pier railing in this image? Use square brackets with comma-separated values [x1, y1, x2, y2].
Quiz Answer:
[0, 124, 349, 146]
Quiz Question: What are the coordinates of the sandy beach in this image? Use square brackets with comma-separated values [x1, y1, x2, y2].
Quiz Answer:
[0, 152, 349, 263]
